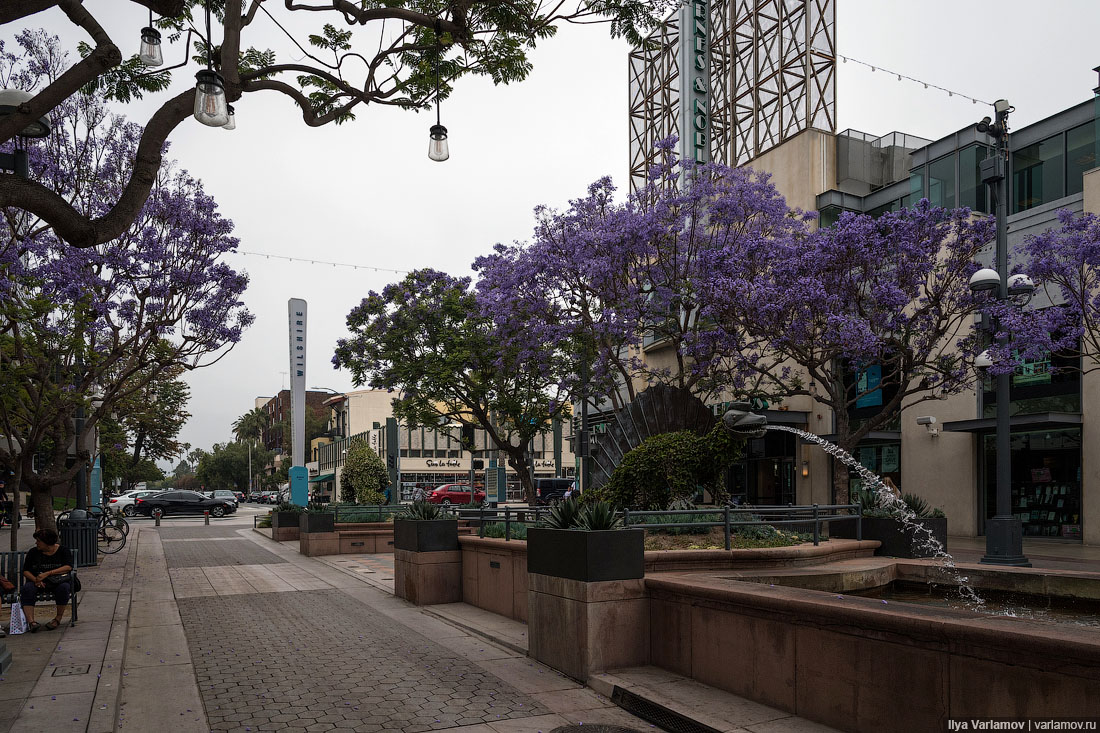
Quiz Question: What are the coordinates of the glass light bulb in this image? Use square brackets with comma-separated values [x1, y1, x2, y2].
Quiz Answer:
[139, 28, 163, 67]
[194, 70, 229, 127]
[428, 124, 449, 162]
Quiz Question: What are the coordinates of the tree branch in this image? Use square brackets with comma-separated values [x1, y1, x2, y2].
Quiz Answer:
[0, 89, 193, 248]
[0, 0, 188, 27]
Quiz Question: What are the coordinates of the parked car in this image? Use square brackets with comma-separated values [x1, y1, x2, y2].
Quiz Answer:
[426, 484, 485, 505]
[234, 491, 245, 503]
[203, 489, 240, 507]
[534, 478, 575, 506]
[108, 489, 163, 516]
[135, 490, 237, 519]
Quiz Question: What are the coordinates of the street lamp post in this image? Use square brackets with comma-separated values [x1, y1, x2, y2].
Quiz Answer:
[973, 99, 1031, 567]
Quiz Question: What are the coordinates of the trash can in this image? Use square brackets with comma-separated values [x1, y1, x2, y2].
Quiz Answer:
[58, 518, 98, 567]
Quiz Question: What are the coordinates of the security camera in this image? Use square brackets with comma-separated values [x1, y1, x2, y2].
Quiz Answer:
[969, 268, 1000, 292]
[916, 415, 939, 437]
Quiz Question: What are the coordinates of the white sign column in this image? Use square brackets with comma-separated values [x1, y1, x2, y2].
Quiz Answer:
[288, 298, 308, 505]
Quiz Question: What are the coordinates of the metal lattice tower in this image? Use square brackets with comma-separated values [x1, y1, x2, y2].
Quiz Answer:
[629, 0, 836, 193]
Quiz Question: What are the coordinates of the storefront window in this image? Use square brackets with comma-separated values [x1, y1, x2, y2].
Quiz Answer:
[847, 442, 901, 495]
[1013, 135, 1065, 212]
[982, 348, 1081, 417]
[982, 428, 1082, 540]
[1066, 120, 1097, 196]
[927, 155, 956, 208]
[727, 431, 795, 505]
[958, 144, 990, 212]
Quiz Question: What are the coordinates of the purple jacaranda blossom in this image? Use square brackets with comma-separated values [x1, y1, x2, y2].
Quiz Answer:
[0, 30, 253, 526]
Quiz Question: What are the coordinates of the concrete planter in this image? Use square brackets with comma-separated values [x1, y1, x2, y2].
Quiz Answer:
[832, 516, 947, 558]
[527, 527, 644, 582]
[300, 512, 335, 534]
[393, 519, 459, 553]
[271, 511, 301, 541]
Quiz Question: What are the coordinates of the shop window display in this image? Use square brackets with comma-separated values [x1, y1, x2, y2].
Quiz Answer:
[983, 428, 1082, 540]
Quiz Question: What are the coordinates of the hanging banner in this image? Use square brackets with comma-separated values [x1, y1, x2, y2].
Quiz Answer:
[678, 0, 710, 167]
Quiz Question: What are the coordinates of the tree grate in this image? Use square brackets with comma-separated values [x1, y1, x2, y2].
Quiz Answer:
[610, 686, 722, 733]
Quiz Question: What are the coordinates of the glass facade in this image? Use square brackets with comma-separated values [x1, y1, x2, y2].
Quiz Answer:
[958, 144, 990, 212]
[727, 430, 796, 505]
[848, 442, 901, 496]
[1066, 119, 1097, 197]
[982, 428, 1082, 540]
[927, 155, 956, 208]
[1013, 135, 1065, 212]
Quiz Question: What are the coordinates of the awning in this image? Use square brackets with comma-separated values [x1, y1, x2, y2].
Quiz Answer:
[942, 412, 1082, 434]
[309, 472, 335, 483]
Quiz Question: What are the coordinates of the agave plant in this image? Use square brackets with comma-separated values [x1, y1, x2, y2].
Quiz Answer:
[400, 500, 447, 520]
[540, 497, 582, 529]
[575, 501, 623, 531]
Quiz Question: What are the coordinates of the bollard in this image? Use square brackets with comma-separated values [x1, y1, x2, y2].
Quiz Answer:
[155, 514, 160, 527]
[204, 510, 210, 525]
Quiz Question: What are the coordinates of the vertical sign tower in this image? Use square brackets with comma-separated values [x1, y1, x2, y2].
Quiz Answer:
[678, 0, 710, 168]
[288, 299, 308, 506]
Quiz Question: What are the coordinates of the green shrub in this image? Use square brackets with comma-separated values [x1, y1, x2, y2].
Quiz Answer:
[481, 522, 528, 540]
[575, 502, 623, 531]
[855, 486, 946, 519]
[52, 496, 76, 511]
[604, 424, 742, 509]
[257, 514, 272, 528]
[400, 501, 452, 521]
[539, 497, 582, 529]
[632, 512, 723, 535]
[274, 501, 303, 515]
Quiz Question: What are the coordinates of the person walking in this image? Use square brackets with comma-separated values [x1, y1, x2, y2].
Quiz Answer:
[20, 528, 74, 632]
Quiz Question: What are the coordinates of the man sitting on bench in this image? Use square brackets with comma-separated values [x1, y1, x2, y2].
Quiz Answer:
[21, 528, 74, 632]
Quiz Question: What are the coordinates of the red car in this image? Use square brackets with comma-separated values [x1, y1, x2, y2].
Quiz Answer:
[426, 484, 485, 505]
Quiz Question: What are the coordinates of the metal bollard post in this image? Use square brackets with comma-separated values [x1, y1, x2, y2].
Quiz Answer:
[505, 507, 511, 542]
[812, 504, 819, 546]
[155, 514, 160, 527]
[204, 510, 210, 525]
[724, 505, 731, 551]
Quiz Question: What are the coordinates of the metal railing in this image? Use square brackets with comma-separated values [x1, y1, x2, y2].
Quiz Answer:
[439, 503, 862, 546]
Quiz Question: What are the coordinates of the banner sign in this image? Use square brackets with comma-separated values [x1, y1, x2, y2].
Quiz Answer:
[679, 0, 710, 167]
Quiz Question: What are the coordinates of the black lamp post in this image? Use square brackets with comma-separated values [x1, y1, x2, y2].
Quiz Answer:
[973, 99, 1032, 567]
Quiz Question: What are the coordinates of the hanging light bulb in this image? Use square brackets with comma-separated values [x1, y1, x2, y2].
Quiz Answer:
[427, 20, 449, 162]
[139, 26, 164, 67]
[194, 69, 229, 126]
[222, 104, 236, 130]
[428, 123, 449, 161]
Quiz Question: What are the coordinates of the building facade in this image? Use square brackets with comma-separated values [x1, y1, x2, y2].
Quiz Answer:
[625, 1, 1100, 543]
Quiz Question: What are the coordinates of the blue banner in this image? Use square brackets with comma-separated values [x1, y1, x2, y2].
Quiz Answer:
[856, 365, 883, 408]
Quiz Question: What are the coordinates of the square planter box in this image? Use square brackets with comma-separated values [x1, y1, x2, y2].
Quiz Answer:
[394, 519, 459, 553]
[300, 512, 335, 534]
[272, 511, 301, 529]
[527, 527, 644, 582]
[831, 516, 948, 558]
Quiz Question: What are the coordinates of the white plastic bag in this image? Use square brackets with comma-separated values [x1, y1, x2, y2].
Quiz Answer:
[9, 602, 27, 635]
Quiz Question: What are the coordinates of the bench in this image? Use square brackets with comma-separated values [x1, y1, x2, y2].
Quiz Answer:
[1, 549, 80, 626]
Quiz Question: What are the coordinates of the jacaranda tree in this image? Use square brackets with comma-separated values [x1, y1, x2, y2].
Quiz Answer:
[333, 269, 571, 503]
[0, 0, 670, 248]
[705, 201, 1001, 502]
[0, 31, 253, 531]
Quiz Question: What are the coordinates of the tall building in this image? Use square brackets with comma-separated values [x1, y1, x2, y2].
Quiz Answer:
[625, 1, 1100, 543]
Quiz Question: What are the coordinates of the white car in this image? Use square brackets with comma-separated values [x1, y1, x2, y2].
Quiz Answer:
[108, 489, 162, 516]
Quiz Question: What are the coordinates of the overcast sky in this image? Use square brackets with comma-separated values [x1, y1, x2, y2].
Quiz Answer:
[10, 1, 1100, 464]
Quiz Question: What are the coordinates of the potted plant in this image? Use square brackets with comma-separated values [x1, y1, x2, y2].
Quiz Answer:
[832, 487, 948, 558]
[393, 501, 459, 552]
[299, 507, 335, 534]
[270, 502, 304, 541]
[527, 499, 644, 582]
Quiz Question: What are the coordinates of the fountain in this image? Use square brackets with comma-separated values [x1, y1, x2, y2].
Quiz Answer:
[721, 403, 984, 606]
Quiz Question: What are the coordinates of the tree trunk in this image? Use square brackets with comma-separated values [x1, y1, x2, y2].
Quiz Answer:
[505, 450, 535, 504]
[832, 457, 851, 506]
[32, 487, 56, 532]
[9, 463, 23, 551]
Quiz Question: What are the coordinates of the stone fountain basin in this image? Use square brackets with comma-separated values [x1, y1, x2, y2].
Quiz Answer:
[717, 556, 1100, 601]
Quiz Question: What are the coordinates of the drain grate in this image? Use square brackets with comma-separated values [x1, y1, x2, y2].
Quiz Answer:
[611, 686, 722, 733]
[52, 664, 91, 677]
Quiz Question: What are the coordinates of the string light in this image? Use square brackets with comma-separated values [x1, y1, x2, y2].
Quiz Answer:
[231, 249, 411, 275]
[837, 54, 992, 106]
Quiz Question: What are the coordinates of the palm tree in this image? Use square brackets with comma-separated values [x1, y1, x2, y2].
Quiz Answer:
[232, 408, 269, 494]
